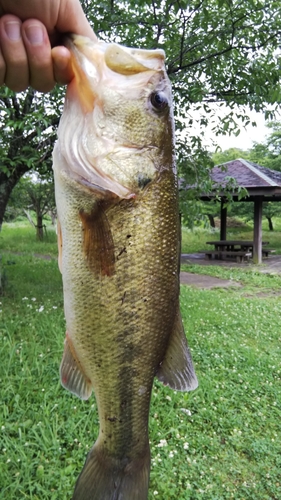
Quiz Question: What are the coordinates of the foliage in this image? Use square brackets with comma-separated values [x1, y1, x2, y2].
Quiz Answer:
[212, 147, 250, 166]
[249, 121, 281, 171]
[1, 1, 281, 226]
[86, 0, 281, 178]
[0, 86, 64, 228]
[0, 224, 281, 499]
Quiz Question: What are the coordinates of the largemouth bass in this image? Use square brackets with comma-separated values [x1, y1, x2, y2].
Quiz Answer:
[53, 34, 198, 500]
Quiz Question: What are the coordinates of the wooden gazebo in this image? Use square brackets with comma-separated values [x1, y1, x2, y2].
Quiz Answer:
[201, 159, 281, 263]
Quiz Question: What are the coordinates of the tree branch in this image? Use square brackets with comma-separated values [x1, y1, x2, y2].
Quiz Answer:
[11, 95, 20, 119]
[23, 88, 35, 115]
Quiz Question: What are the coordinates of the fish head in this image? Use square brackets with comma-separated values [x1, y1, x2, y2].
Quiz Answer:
[56, 35, 175, 198]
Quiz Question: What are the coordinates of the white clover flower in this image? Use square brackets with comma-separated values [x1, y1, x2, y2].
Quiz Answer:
[180, 408, 192, 416]
[183, 442, 189, 450]
[22, 297, 28, 301]
[157, 439, 167, 448]
[31, 298, 36, 301]
[38, 306, 44, 312]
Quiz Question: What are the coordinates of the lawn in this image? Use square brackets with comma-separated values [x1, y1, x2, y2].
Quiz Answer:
[0, 223, 280, 499]
[181, 217, 281, 254]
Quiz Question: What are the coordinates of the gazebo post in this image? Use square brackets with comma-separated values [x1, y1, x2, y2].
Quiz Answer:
[253, 196, 263, 264]
[220, 198, 227, 241]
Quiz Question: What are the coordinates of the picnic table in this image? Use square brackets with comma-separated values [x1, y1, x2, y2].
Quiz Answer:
[204, 240, 271, 262]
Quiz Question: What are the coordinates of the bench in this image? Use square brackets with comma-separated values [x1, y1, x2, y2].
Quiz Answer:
[203, 250, 252, 263]
[262, 248, 276, 258]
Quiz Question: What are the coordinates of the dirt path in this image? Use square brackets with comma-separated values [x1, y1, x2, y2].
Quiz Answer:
[180, 271, 241, 289]
[180, 253, 281, 289]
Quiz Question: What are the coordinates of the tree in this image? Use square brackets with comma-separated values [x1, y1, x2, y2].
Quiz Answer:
[85, 0, 281, 220]
[249, 121, 281, 171]
[1, 0, 281, 227]
[6, 174, 56, 239]
[0, 86, 63, 229]
[212, 148, 250, 166]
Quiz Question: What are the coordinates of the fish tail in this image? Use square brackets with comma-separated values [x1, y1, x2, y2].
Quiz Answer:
[71, 442, 150, 500]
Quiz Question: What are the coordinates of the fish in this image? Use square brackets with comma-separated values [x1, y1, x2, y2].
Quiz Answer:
[52, 34, 198, 500]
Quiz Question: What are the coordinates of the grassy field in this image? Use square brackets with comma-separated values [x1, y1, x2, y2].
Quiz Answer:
[181, 218, 281, 254]
[0, 223, 281, 499]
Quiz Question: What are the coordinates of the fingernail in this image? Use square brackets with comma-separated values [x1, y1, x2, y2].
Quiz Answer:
[5, 21, 21, 41]
[25, 24, 44, 45]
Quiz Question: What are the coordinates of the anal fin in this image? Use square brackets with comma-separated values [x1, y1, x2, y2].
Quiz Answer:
[156, 307, 198, 391]
[60, 333, 92, 400]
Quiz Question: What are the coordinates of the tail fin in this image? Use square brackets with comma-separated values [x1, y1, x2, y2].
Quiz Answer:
[71, 442, 150, 500]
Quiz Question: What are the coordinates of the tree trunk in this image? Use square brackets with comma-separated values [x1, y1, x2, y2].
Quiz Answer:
[49, 209, 57, 225]
[266, 216, 274, 231]
[207, 213, 216, 228]
[24, 209, 36, 228]
[0, 170, 26, 230]
[36, 213, 44, 240]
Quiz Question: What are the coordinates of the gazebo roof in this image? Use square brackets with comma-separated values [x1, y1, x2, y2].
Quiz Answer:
[212, 158, 281, 188]
[202, 158, 281, 201]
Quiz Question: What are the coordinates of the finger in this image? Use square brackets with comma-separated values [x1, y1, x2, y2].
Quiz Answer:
[52, 46, 74, 85]
[57, 0, 98, 42]
[0, 14, 29, 92]
[21, 19, 55, 93]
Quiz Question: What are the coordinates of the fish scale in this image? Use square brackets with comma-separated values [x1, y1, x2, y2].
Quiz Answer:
[53, 34, 197, 500]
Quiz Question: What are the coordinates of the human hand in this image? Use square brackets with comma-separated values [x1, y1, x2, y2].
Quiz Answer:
[0, 0, 97, 92]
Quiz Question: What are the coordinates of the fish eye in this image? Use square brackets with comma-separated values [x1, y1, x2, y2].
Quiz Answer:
[150, 92, 169, 112]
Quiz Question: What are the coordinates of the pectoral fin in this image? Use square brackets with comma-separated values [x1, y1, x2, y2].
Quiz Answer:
[79, 201, 115, 277]
[156, 308, 198, 391]
[60, 333, 92, 400]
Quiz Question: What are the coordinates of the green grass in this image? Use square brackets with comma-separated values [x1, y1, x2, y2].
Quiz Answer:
[1, 222, 281, 499]
[181, 263, 281, 295]
[0, 223, 58, 258]
[181, 218, 281, 254]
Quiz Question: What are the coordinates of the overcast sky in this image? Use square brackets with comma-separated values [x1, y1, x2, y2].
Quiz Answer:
[213, 111, 269, 152]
